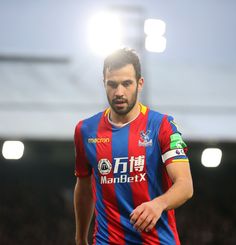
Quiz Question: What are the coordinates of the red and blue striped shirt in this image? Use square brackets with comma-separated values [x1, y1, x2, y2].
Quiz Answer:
[74, 104, 188, 245]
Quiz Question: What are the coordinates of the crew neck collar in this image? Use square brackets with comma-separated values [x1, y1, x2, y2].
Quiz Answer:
[107, 109, 140, 128]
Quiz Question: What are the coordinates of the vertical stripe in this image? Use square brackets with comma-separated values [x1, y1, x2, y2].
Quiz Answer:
[129, 111, 160, 245]
[112, 125, 141, 244]
[168, 116, 178, 133]
[156, 114, 180, 244]
[161, 115, 181, 243]
[146, 111, 165, 199]
[92, 170, 98, 245]
[74, 121, 91, 177]
[146, 109, 165, 244]
[81, 113, 109, 244]
[96, 115, 126, 245]
[161, 165, 180, 245]
[167, 210, 180, 245]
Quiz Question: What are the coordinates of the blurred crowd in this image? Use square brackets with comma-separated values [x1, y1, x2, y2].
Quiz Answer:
[0, 182, 75, 245]
[0, 161, 235, 245]
[177, 196, 236, 245]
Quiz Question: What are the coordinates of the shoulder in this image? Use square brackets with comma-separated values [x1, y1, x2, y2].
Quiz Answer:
[146, 108, 178, 134]
[74, 110, 105, 134]
[148, 108, 165, 119]
[147, 108, 171, 125]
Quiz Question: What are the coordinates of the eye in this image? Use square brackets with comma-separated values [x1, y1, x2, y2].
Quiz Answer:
[122, 80, 132, 87]
[107, 81, 118, 89]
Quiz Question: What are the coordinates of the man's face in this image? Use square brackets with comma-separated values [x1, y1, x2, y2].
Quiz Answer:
[104, 64, 143, 115]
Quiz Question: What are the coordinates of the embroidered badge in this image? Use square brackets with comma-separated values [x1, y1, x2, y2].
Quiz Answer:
[138, 130, 153, 147]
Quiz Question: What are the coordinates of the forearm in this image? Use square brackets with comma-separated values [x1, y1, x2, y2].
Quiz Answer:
[153, 176, 193, 211]
[74, 177, 94, 245]
[130, 160, 193, 232]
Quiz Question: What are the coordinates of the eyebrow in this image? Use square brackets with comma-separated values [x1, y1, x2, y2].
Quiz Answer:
[106, 79, 134, 85]
[106, 80, 116, 84]
[122, 79, 133, 84]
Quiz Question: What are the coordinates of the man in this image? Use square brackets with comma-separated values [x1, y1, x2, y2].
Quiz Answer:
[74, 48, 193, 245]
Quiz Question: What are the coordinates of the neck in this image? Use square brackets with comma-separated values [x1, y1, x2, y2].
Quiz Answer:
[109, 102, 140, 127]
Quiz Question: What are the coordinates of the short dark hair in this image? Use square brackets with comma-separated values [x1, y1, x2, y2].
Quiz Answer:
[103, 48, 141, 81]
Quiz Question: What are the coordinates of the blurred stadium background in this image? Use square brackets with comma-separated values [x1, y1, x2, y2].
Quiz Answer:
[0, 0, 236, 244]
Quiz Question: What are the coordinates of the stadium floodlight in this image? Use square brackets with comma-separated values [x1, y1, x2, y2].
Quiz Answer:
[144, 18, 166, 53]
[201, 148, 222, 167]
[144, 19, 166, 36]
[88, 12, 123, 56]
[145, 35, 166, 53]
[2, 141, 24, 160]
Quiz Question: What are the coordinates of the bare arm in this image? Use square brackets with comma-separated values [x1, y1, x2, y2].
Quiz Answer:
[130, 161, 193, 232]
[74, 176, 94, 245]
[154, 161, 193, 210]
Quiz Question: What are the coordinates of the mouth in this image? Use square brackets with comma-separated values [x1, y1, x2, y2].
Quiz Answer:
[113, 99, 127, 105]
[112, 99, 127, 109]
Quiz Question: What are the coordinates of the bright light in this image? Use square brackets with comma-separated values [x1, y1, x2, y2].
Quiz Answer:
[88, 12, 123, 56]
[201, 148, 222, 167]
[144, 19, 166, 36]
[144, 19, 166, 53]
[2, 141, 24, 160]
[145, 36, 166, 53]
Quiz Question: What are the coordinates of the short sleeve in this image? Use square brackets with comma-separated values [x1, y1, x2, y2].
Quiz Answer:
[74, 121, 92, 177]
[158, 115, 189, 166]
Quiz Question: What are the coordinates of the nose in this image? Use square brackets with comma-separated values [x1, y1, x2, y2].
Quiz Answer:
[114, 84, 125, 97]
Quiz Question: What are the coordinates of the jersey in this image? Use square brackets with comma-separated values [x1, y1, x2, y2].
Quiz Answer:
[74, 103, 189, 245]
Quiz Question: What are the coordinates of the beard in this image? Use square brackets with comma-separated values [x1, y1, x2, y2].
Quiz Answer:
[107, 86, 138, 116]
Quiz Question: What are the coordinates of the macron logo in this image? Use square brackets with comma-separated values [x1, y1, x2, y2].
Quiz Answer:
[88, 137, 110, 144]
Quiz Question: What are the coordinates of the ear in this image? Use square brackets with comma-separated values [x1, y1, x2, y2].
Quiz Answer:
[138, 77, 144, 92]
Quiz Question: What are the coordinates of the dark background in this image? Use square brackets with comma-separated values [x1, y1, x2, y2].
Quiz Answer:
[0, 140, 235, 245]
